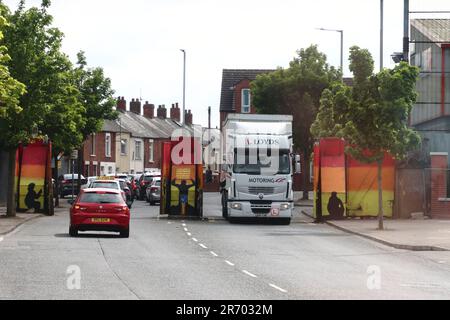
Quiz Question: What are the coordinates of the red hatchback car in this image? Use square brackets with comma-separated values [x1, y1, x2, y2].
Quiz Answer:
[70, 189, 130, 238]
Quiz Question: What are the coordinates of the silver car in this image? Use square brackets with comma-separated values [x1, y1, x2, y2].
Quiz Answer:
[146, 178, 161, 205]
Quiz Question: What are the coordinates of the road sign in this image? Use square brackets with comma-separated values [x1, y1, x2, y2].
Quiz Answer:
[71, 150, 78, 160]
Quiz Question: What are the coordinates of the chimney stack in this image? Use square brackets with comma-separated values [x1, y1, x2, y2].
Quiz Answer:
[185, 109, 193, 126]
[117, 96, 126, 112]
[170, 103, 181, 122]
[130, 98, 141, 115]
[143, 101, 155, 119]
[157, 105, 167, 119]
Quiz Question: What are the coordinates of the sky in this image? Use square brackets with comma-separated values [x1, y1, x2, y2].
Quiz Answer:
[3, 0, 450, 128]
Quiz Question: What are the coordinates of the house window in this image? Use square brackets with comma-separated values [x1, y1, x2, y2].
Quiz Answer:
[135, 140, 142, 161]
[242, 89, 251, 113]
[121, 139, 128, 155]
[108, 166, 113, 175]
[91, 134, 96, 155]
[105, 133, 111, 157]
[149, 139, 154, 163]
[100, 166, 105, 175]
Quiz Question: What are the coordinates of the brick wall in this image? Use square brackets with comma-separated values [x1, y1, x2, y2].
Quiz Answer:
[233, 79, 257, 114]
[82, 132, 116, 176]
[144, 138, 165, 170]
[430, 152, 450, 218]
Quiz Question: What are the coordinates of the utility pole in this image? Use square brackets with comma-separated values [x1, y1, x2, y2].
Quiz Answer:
[180, 49, 186, 125]
[380, 0, 384, 71]
[403, 0, 410, 63]
[208, 106, 211, 169]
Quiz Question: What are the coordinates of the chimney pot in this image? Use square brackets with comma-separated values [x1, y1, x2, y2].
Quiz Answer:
[117, 97, 126, 112]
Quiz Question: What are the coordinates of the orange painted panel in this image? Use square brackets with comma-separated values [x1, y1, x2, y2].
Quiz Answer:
[347, 167, 395, 191]
[321, 167, 346, 193]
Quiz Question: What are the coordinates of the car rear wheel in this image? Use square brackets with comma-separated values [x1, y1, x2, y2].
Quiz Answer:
[69, 226, 78, 237]
[120, 228, 130, 238]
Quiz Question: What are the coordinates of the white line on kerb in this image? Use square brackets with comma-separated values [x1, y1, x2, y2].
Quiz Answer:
[242, 270, 257, 278]
[225, 260, 235, 266]
[210, 251, 218, 257]
[192, 238, 198, 242]
[269, 284, 288, 293]
[199, 244, 208, 249]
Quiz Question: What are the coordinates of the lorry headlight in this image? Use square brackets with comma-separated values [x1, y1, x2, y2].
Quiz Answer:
[280, 203, 290, 211]
[231, 203, 242, 211]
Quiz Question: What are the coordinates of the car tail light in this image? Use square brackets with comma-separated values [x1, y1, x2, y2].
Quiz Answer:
[115, 206, 128, 212]
[151, 187, 158, 192]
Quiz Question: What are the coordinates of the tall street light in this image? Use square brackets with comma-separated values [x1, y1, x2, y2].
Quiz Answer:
[316, 28, 344, 75]
[180, 49, 186, 125]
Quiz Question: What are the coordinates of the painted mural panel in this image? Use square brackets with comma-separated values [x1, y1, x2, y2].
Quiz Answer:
[17, 142, 49, 212]
[346, 154, 395, 217]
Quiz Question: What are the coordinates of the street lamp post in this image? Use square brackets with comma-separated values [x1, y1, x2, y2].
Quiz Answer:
[316, 28, 344, 75]
[180, 49, 186, 125]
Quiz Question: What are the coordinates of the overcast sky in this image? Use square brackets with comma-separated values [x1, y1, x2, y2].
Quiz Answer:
[4, 0, 450, 128]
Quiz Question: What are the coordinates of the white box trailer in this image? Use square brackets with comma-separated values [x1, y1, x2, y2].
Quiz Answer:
[220, 114, 300, 225]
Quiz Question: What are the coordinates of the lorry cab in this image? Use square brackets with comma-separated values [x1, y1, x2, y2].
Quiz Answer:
[220, 114, 299, 225]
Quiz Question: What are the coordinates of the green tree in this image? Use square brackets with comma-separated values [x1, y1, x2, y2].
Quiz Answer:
[73, 51, 118, 187]
[0, 11, 26, 217]
[311, 46, 420, 229]
[1, 0, 86, 213]
[251, 45, 341, 199]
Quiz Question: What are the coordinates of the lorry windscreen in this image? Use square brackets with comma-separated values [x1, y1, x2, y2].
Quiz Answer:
[233, 149, 290, 175]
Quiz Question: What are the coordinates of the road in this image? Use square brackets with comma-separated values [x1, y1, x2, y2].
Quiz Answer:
[1, 193, 450, 299]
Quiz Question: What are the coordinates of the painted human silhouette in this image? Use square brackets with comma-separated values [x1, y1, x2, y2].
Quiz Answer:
[327, 192, 345, 219]
[25, 183, 42, 212]
[172, 179, 195, 207]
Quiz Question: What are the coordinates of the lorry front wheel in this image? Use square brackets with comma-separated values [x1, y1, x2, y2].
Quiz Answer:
[279, 218, 291, 225]
[222, 192, 228, 219]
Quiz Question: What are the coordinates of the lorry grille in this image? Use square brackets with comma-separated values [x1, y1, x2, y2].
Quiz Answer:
[248, 187, 275, 195]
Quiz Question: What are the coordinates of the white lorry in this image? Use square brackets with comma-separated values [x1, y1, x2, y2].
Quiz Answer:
[220, 114, 300, 225]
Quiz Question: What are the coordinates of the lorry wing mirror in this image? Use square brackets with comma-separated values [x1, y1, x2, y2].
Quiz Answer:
[294, 155, 301, 174]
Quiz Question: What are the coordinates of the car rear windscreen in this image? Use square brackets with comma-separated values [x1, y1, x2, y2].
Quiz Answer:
[144, 176, 153, 182]
[79, 193, 123, 204]
[91, 182, 119, 189]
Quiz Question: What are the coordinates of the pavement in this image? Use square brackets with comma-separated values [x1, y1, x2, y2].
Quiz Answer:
[0, 201, 70, 236]
[301, 206, 450, 252]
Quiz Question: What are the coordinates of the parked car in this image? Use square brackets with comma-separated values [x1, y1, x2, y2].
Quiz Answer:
[116, 179, 134, 208]
[137, 173, 160, 201]
[145, 177, 161, 205]
[69, 188, 130, 238]
[81, 177, 98, 190]
[127, 175, 139, 200]
[59, 174, 87, 198]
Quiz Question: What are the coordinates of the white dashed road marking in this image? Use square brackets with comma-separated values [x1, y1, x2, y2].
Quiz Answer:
[187, 232, 192, 236]
[210, 251, 218, 257]
[242, 270, 257, 278]
[192, 238, 198, 242]
[225, 260, 235, 266]
[182, 223, 187, 227]
[199, 244, 208, 249]
[269, 284, 288, 293]
[0, 237, 3, 243]
[184, 228, 188, 232]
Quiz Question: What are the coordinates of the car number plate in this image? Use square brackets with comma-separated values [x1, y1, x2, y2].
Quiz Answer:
[91, 218, 110, 223]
